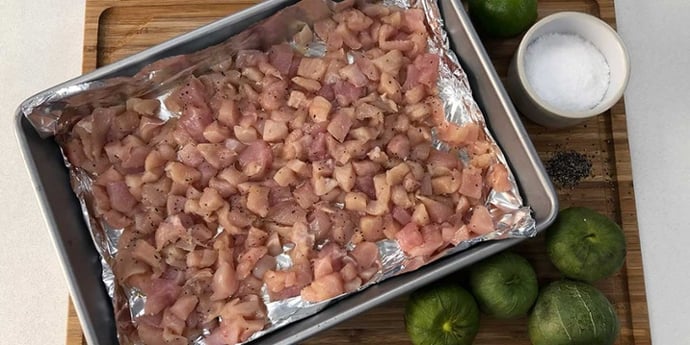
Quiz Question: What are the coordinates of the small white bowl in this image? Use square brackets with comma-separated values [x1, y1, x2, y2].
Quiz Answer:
[506, 12, 630, 128]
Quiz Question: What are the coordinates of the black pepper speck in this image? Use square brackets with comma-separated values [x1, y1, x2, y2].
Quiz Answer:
[545, 150, 592, 188]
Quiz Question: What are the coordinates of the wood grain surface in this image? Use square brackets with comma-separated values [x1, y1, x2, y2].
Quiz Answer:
[68, 0, 651, 344]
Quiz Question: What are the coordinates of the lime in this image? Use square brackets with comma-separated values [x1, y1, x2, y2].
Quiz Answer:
[468, 0, 538, 38]
[528, 280, 619, 345]
[468, 251, 538, 319]
[405, 284, 480, 345]
[546, 207, 626, 283]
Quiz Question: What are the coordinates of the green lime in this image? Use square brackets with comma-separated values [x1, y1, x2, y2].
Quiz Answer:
[405, 284, 480, 345]
[546, 207, 627, 283]
[528, 280, 619, 345]
[468, 251, 538, 319]
[468, 0, 538, 38]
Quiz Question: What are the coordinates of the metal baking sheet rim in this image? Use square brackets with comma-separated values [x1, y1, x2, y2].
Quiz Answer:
[13, 0, 558, 344]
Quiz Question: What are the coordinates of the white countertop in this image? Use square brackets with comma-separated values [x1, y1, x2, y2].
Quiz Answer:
[0, 1, 687, 344]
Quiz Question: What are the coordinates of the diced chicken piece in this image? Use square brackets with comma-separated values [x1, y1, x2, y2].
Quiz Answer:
[339, 63, 368, 88]
[210, 257, 239, 301]
[233, 125, 258, 144]
[203, 121, 232, 144]
[186, 249, 217, 268]
[417, 196, 454, 223]
[306, 208, 331, 242]
[287, 90, 309, 109]
[312, 256, 335, 280]
[252, 255, 277, 281]
[404, 84, 427, 104]
[246, 185, 270, 217]
[386, 134, 410, 159]
[333, 162, 355, 192]
[127, 98, 160, 116]
[165, 162, 201, 186]
[286, 159, 311, 178]
[456, 195, 471, 215]
[131, 239, 160, 269]
[335, 22, 362, 50]
[327, 110, 353, 143]
[378, 72, 402, 103]
[218, 99, 240, 128]
[144, 278, 181, 315]
[217, 166, 248, 188]
[235, 49, 268, 68]
[236, 247, 268, 280]
[411, 202, 430, 226]
[406, 225, 444, 258]
[314, 17, 337, 41]
[238, 141, 273, 178]
[431, 170, 462, 194]
[333, 81, 364, 107]
[262, 119, 289, 142]
[297, 57, 328, 80]
[215, 296, 267, 344]
[390, 184, 412, 208]
[179, 104, 214, 143]
[343, 191, 367, 212]
[442, 224, 470, 246]
[268, 43, 295, 76]
[106, 181, 138, 214]
[468, 205, 494, 235]
[365, 174, 391, 216]
[427, 148, 457, 171]
[341, 8, 374, 31]
[259, 77, 288, 111]
[312, 176, 338, 196]
[330, 209, 356, 245]
[266, 232, 282, 257]
[196, 143, 236, 170]
[300, 272, 344, 302]
[293, 182, 319, 209]
[437, 122, 481, 147]
[371, 49, 404, 77]
[487, 163, 512, 192]
[459, 167, 483, 200]
[403, 53, 440, 90]
[308, 96, 333, 123]
[352, 55, 380, 82]
[155, 214, 191, 250]
[272, 166, 296, 187]
[176, 143, 203, 168]
[264, 270, 299, 299]
[350, 241, 379, 271]
[471, 153, 493, 169]
[404, 102, 430, 122]
[198, 187, 223, 212]
[243, 67, 264, 83]
[169, 295, 198, 322]
[390, 204, 411, 225]
[395, 222, 423, 254]
[291, 76, 321, 93]
[360, 215, 385, 242]
[402, 8, 426, 33]
[266, 201, 307, 226]
[378, 24, 414, 52]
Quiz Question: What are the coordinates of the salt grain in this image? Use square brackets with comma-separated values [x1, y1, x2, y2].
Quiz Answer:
[525, 33, 610, 112]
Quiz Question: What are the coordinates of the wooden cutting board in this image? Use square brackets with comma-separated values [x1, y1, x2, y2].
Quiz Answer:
[67, 0, 651, 344]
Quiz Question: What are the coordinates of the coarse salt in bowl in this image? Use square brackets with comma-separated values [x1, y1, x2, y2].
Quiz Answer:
[506, 12, 630, 128]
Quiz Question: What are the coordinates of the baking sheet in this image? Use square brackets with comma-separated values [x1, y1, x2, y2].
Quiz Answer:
[14, 0, 560, 342]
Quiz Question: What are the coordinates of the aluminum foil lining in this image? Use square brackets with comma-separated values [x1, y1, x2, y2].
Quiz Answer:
[21, 0, 536, 344]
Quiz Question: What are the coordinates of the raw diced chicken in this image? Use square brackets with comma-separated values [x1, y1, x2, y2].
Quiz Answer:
[300, 272, 344, 302]
[468, 205, 494, 235]
[59, 3, 514, 343]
